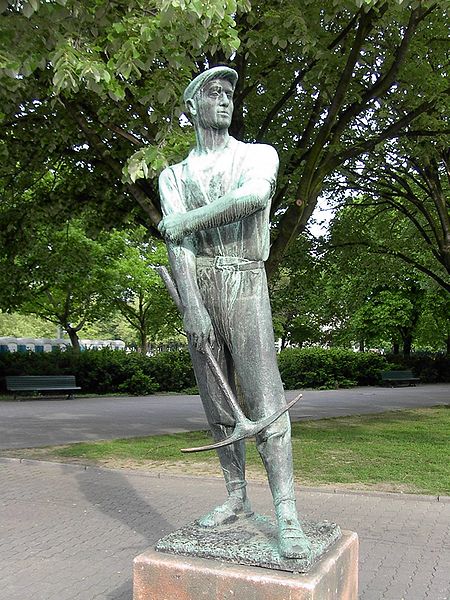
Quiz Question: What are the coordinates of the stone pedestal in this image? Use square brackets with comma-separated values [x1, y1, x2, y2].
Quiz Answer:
[133, 529, 358, 600]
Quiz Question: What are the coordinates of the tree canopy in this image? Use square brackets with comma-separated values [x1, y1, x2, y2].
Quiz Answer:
[108, 228, 182, 352]
[0, 219, 123, 350]
[331, 138, 450, 293]
[0, 197, 181, 350]
[1, 0, 448, 275]
[325, 209, 450, 353]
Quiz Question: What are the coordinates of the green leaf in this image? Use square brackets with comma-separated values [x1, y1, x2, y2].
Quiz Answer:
[112, 22, 126, 34]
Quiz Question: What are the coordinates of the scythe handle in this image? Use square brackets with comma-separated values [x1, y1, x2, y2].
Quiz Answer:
[156, 266, 183, 313]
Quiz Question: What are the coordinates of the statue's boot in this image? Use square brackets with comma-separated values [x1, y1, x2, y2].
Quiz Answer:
[275, 498, 312, 560]
[256, 414, 313, 560]
[198, 425, 252, 527]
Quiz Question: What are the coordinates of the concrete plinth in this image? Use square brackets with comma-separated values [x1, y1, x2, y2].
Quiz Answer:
[133, 530, 358, 600]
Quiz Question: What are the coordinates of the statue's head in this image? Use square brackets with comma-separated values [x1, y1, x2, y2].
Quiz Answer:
[183, 66, 238, 131]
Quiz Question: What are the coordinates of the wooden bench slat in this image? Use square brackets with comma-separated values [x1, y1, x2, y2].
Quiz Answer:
[5, 376, 81, 399]
[7, 386, 81, 391]
[6, 376, 78, 382]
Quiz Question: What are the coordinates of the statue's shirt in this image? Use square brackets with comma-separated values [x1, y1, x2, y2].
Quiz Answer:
[160, 137, 279, 261]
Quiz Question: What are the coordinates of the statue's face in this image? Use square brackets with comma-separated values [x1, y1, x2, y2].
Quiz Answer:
[192, 78, 234, 130]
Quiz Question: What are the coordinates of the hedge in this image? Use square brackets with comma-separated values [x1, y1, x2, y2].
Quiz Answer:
[385, 353, 450, 383]
[277, 347, 391, 389]
[0, 347, 448, 396]
[0, 349, 196, 395]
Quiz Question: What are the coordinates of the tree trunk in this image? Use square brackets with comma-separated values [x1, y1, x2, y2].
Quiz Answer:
[139, 329, 148, 354]
[392, 341, 400, 355]
[359, 340, 365, 352]
[402, 334, 413, 357]
[66, 326, 81, 353]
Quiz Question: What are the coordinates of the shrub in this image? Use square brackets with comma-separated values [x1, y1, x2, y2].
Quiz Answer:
[0, 348, 195, 394]
[146, 350, 196, 392]
[278, 348, 389, 389]
[386, 353, 450, 383]
[2, 346, 446, 395]
[118, 370, 159, 395]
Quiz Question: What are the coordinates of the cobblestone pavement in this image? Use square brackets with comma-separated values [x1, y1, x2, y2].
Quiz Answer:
[1, 458, 448, 600]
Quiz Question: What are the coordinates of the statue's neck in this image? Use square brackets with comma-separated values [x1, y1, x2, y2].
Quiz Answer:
[194, 127, 230, 154]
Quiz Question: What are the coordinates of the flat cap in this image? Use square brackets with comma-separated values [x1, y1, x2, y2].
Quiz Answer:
[183, 66, 238, 103]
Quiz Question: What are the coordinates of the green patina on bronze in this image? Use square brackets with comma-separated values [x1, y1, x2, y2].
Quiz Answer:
[156, 515, 342, 573]
[157, 66, 340, 564]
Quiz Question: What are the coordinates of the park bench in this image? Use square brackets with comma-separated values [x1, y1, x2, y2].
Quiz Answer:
[381, 370, 420, 387]
[5, 375, 81, 400]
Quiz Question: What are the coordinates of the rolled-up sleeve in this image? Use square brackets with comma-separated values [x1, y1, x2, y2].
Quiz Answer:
[159, 166, 185, 217]
[238, 144, 279, 197]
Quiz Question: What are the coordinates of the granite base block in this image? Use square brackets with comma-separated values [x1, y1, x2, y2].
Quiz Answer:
[133, 530, 358, 600]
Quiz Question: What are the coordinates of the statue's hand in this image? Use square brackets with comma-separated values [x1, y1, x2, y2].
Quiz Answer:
[183, 306, 215, 352]
[158, 213, 188, 244]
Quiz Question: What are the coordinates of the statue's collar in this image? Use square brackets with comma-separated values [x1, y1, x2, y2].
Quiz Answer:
[185, 136, 238, 163]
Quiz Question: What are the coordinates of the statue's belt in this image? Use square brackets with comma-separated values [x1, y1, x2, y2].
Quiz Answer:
[196, 256, 264, 271]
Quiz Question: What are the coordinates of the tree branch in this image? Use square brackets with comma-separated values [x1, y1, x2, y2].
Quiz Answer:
[255, 9, 361, 141]
[313, 8, 378, 154]
[68, 105, 162, 225]
[105, 123, 143, 146]
[256, 64, 317, 141]
[328, 5, 427, 145]
[331, 241, 450, 293]
[325, 98, 436, 172]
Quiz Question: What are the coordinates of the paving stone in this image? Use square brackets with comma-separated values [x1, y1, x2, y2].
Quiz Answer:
[1, 459, 449, 600]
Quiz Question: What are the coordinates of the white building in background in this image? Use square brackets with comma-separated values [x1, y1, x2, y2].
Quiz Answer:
[0, 337, 125, 352]
[0, 337, 18, 352]
[79, 339, 125, 351]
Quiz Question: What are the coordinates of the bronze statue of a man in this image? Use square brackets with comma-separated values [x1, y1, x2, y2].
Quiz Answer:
[158, 66, 311, 560]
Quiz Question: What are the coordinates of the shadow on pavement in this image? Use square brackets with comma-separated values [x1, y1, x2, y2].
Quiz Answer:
[74, 466, 172, 543]
[73, 467, 174, 599]
[106, 580, 133, 600]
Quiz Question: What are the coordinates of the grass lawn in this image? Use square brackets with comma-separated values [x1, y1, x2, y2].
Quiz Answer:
[6, 407, 449, 496]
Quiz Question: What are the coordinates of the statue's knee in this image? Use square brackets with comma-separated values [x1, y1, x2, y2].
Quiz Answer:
[256, 413, 291, 444]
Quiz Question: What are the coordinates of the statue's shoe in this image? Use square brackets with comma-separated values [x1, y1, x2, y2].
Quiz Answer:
[197, 497, 253, 527]
[279, 524, 313, 560]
